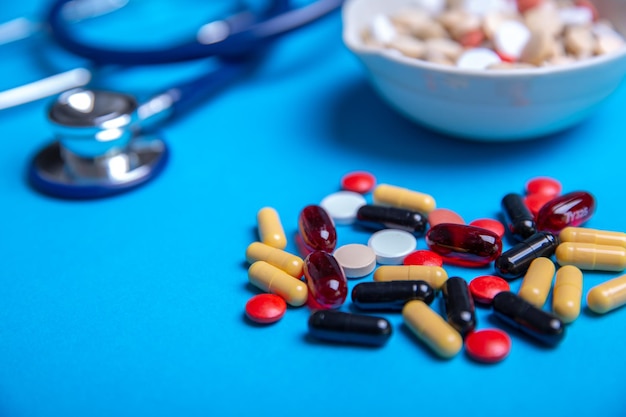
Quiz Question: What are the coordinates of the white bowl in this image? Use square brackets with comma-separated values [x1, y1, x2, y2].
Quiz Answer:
[342, 0, 626, 141]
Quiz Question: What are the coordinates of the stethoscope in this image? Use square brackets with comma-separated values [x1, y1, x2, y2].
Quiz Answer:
[2, 0, 343, 199]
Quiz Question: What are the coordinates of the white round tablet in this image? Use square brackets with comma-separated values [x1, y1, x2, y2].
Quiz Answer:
[320, 191, 367, 225]
[456, 47, 502, 70]
[493, 20, 531, 60]
[367, 229, 417, 265]
[333, 244, 377, 278]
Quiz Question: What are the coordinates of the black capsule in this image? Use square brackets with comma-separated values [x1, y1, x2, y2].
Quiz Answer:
[351, 280, 435, 311]
[502, 193, 537, 241]
[356, 204, 428, 235]
[492, 291, 565, 346]
[495, 232, 558, 279]
[307, 310, 392, 346]
[441, 276, 476, 337]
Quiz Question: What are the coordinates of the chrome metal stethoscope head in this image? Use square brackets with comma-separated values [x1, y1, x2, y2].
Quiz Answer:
[29, 88, 168, 199]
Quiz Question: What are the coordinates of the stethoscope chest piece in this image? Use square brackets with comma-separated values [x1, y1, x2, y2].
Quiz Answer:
[29, 89, 168, 199]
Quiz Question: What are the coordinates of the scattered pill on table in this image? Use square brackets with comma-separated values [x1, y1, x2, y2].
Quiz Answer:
[555, 242, 626, 271]
[526, 176, 562, 197]
[257, 207, 287, 250]
[501, 193, 537, 241]
[517, 257, 555, 308]
[427, 208, 465, 228]
[356, 204, 428, 235]
[464, 329, 511, 363]
[248, 261, 308, 307]
[468, 218, 505, 239]
[373, 265, 448, 290]
[441, 277, 476, 337]
[468, 275, 510, 305]
[320, 191, 367, 225]
[304, 251, 348, 309]
[535, 191, 596, 234]
[352, 280, 435, 310]
[333, 243, 377, 278]
[426, 223, 502, 267]
[308, 310, 393, 346]
[403, 250, 444, 267]
[403, 300, 463, 358]
[341, 171, 377, 194]
[245, 294, 287, 324]
[298, 205, 337, 253]
[245, 241, 304, 278]
[552, 265, 583, 323]
[559, 227, 626, 248]
[368, 229, 417, 265]
[495, 231, 558, 279]
[586, 273, 626, 314]
[373, 184, 437, 214]
[492, 291, 565, 346]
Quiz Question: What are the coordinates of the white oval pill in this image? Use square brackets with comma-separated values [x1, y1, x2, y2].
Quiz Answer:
[320, 191, 367, 225]
[494, 20, 531, 60]
[368, 229, 417, 265]
[370, 14, 397, 45]
[456, 47, 502, 69]
[333, 244, 377, 278]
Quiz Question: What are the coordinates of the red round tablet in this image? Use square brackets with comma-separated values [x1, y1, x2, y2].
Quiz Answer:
[524, 193, 554, 217]
[340, 171, 376, 194]
[469, 218, 505, 239]
[245, 294, 287, 324]
[469, 275, 510, 305]
[403, 250, 444, 267]
[465, 329, 511, 363]
[427, 208, 465, 227]
[525, 176, 562, 197]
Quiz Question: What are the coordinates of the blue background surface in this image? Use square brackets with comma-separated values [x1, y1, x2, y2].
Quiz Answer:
[1, 1, 625, 416]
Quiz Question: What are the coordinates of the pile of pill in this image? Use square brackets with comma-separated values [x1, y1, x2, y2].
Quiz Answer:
[360, 0, 626, 69]
[244, 172, 626, 363]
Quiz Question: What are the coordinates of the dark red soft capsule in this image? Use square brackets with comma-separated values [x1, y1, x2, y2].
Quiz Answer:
[298, 205, 337, 253]
[425, 223, 502, 267]
[535, 191, 595, 235]
[304, 251, 348, 309]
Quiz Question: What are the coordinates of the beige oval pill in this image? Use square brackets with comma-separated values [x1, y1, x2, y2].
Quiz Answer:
[520, 29, 554, 66]
[518, 257, 555, 308]
[373, 184, 436, 214]
[402, 300, 462, 359]
[556, 242, 626, 271]
[587, 274, 626, 314]
[257, 207, 287, 250]
[248, 261, 308, 307]
[333, 244, 376, 278]
[560, 227, 626, 249]
[552, 265, 583, 323]
[245, 242, 304, 278]
[373, 265, 448, 290]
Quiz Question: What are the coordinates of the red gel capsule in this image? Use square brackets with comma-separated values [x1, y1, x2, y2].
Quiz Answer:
[403, 250, 444, 267]
[425, 223, 503, 267]
[304, 251, 348, 309]
[535, 191, 596, 235]
[298, 205, 337, 253]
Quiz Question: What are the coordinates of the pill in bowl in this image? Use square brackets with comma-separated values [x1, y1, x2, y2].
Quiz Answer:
[342, 0, 626, 141]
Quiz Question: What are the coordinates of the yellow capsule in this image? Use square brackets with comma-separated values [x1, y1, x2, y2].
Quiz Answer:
[552, 265, 583, 323]
[402, 300, 462, 359]
[587, 273, 626, 314]
[257, 207, 287, 250]
[560, 227, 626, 248]
[556, 242, 626, 272]
[248, 261, 308, 307]
[373, 265, 448, 290]
[245, 242, 304, 278]
[518, 257, 555, 308]
[373, 184, 436, 214]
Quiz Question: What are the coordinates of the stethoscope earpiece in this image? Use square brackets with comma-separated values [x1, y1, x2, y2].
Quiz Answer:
[29, 89, 168, 198]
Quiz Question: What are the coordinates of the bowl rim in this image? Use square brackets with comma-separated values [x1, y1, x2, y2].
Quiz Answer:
[342, 0, 626, 79]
